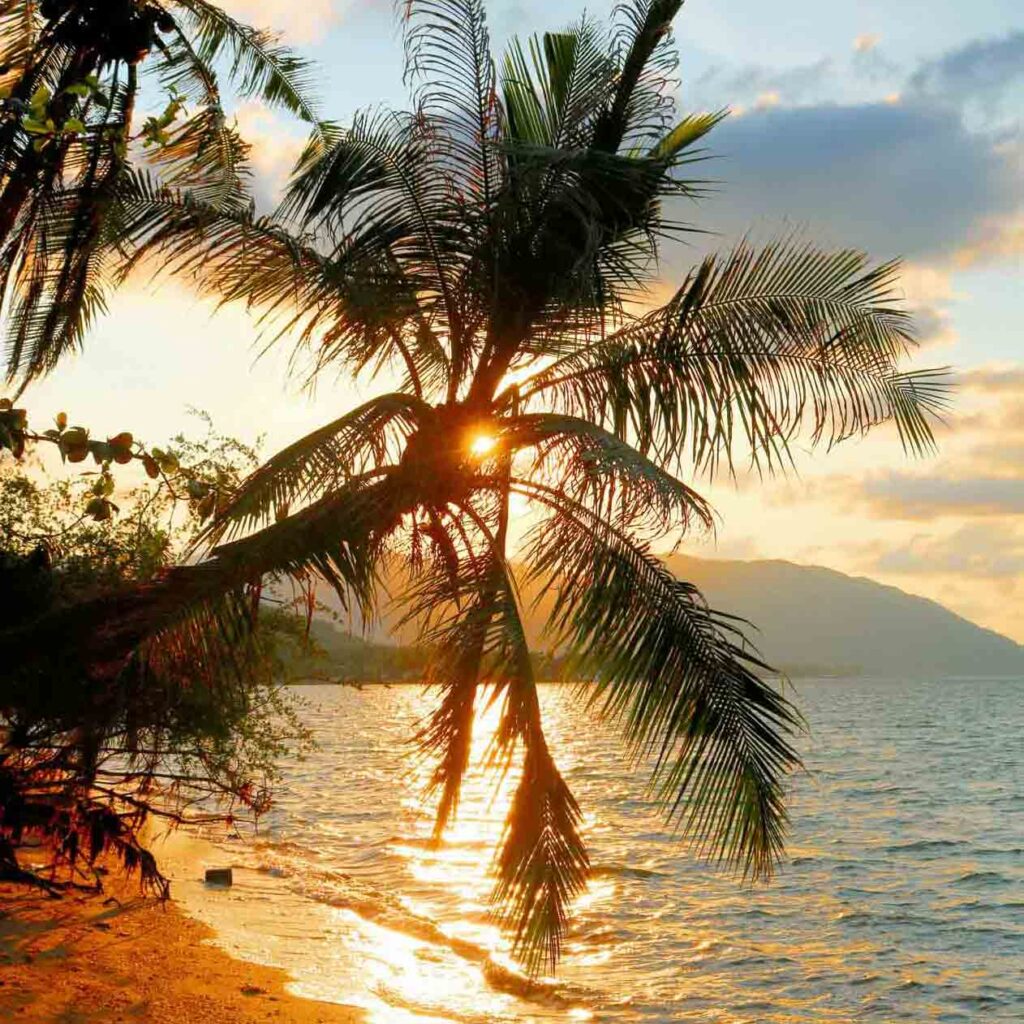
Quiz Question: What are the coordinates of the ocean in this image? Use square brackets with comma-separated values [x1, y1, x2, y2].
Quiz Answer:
[162, 678, 1023, 1023]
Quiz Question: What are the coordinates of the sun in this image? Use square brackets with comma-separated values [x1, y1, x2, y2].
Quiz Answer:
[468, 432, 497, 458]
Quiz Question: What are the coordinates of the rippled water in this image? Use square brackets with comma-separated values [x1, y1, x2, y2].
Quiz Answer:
[166, 678, 1023, 1023]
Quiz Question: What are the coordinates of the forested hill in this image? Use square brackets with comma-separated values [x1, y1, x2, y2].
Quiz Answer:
[308, 556, 1024, 680]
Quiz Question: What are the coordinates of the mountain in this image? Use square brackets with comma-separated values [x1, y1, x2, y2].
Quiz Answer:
[651, 556, 1024, 678]
[312, 556, 1024, 680]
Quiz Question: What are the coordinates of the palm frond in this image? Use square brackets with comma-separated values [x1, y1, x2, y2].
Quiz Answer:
[463, 13, 710, 386]
[410, 543, 502, 836]
[146, 105, 251, 210]
[493, 735, 587, 975]
[1, 73, 136, 382]
[409, 543, 588, 974]
[484, 562, 587, 975]
[402, 0, 502, 205]
[0, 0, 321, 384]
[146, 24, 253, 210]
[169, 0, 324, 130]
[117, 172, 443, 386]
[0, 1, 41, 96]
[129, 583, 268, 697]
[202, 472, 407, 614]
[519, 239, 953, 473]
[649, 109, 726, 161]
[505, 411, 713, 536]
[278, 110, 418, 230]
[502, 22, 616, 150]
[518, 480, 803, 881]
[207, 392, 430, 542]
[275, 108, 467, 371]
[593, 0, 684, 152]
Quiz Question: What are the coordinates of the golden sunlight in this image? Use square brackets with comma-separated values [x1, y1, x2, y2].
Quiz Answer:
[468, 432, 498, 458]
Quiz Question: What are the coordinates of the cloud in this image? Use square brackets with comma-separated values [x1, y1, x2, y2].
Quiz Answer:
[753, 91, 781, 110]
[690, 101, 1023, 263]
[233, 104, 306, 209]
[679, 29, 1024, 283]
[848, 34, 899, 84]
[219, 0, 343, 44]
[692, 58, 833, 112]
[908, 31, 1024, 104]
[963, 366, 1024, 395]
[908, 307, 953, 347]
[896, 262, 960, 347]
[790, 363, 1024, 523]
[871, 523, 1024, 578]
[954, 209, 1024, 268]
[963, 442, 1024, 476]
[858, 474, 1024, 519]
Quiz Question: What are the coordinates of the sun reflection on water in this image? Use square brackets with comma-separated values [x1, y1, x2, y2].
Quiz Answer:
[338, 691, 594, 1022]
[166, 680, 1024, 1024]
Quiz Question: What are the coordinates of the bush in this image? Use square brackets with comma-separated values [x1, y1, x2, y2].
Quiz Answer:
[0, 417, 311, 895]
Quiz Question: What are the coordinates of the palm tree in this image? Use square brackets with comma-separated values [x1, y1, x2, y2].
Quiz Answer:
[8, 0, 949, 973]
[0, 0, 322, 387]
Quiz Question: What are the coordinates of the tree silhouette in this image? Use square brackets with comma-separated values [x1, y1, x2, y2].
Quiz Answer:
[4, 0, 950, 972]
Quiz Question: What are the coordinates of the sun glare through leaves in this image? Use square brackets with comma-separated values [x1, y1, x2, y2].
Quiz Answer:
[469, 433, 498, 458]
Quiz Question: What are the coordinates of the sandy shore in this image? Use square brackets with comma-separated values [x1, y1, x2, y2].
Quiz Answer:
[0, 873, 364, 1024]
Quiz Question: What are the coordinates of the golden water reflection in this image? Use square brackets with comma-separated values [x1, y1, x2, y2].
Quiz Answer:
[168, 680, 1024, 1024]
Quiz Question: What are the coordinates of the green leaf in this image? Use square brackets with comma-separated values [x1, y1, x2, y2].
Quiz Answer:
[649, 110, 727, 161]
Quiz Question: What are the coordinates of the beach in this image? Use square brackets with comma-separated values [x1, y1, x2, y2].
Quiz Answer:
[0, 875, 363, 1024]
[2, 678, 1021, 1023]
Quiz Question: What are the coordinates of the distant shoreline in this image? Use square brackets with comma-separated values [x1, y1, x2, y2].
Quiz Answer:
[283, 671, 1024, 686]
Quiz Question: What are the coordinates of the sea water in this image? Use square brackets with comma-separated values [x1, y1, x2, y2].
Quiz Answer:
[163, 678, 1024, 1023]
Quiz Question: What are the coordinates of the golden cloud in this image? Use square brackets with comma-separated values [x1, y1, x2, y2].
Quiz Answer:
[233, 103, 306, 206]
[219, 0, 341, 44]
[954, 212, 1024, 269]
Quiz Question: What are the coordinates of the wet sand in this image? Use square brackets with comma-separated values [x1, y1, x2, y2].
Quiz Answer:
[0, 875, 364, 1024]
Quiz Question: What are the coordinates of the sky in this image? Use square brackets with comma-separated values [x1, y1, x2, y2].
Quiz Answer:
[24, 0, 1024, 640]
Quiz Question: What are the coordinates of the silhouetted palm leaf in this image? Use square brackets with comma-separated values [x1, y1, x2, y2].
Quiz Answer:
[169, 0, 323, 129]
[0, 0, 318, 385]
[519, 481, 801, 878]
[410, 546, 588, 974]
[520, 240, 952, 473]
[207, 393, 431, 541]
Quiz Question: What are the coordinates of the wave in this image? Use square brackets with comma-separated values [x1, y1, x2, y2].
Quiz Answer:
[885, 838, 967, 853]
[588, 862, 666, 880]
[387, 834, 493, 852]
[955, 870, 1007, 885]
[262, 864, 597, 1009]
